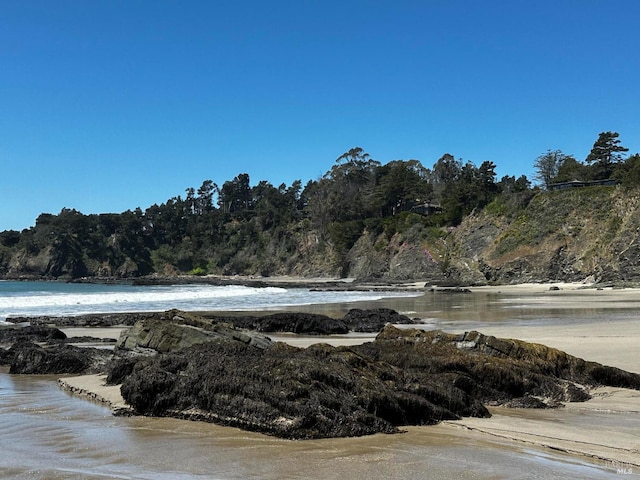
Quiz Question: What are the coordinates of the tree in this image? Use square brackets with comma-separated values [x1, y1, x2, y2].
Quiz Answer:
[498, 175, 531, 194]
[372, 160, 432, 216]
[324, 147, 380, 221]
[431, 153, 462, 209]
[477, 160, 498, 203]
[585, 131, 628, 179]
[534, 150, 569, 188]
[218, 174, 251, 214]
[437, 160, 491, 225]
[196, 180, 217, 214]
[554, 156, 587, 183]
[612, 153, 640, 188]
[432, 153, 461, 186]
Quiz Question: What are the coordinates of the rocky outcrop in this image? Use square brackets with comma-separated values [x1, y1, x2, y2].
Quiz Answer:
[0, 325, 67, 345]
[0, 325, 113, 374]
[7, 307, 640, 441]
[346, 228, 450, 282]
[341, 308, 416, 332]
[115, 317, 272, 354]
[209, 308, 418, 334]
[3, 341, 112, 374]
[211, 312, 349, 335]
[454, 186, 640, 285]
[7, 312, 160, 328]
[118, 339, 471, 439]
[9, 307, 418, 336]
[377, 326, 640, 399]
[113, 323, 640, 439]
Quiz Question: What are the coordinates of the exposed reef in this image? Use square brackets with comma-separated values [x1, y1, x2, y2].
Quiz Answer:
[3, 310, 639, 440]
[109, 318, 640, 439]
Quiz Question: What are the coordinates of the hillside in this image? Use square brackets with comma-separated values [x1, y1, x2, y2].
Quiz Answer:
[2, 184, 639, 286]
[450, 185, 640, 285]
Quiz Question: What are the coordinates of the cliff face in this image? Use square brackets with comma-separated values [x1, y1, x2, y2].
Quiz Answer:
[338, 185, 640, 285]
[449, 186, 640, 284]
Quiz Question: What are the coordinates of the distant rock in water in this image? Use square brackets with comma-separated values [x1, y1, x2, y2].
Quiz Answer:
[12, 308, 419, 335]
[212, 312, 349, 335]
[342, 308, 417, 332]
[113, 322, 640, 439]
[210, 308, 417, 334]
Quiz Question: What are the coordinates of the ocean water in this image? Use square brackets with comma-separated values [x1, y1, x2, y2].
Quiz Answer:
[0, 280, 420, 322]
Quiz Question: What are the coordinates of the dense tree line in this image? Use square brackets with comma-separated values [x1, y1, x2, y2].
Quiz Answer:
[1, 132, 636, 279]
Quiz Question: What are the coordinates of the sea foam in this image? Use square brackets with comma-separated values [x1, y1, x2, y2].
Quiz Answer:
[0, 282, 418, 320]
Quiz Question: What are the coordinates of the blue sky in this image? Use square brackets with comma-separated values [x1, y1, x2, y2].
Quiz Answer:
[2, 1, 639, 231]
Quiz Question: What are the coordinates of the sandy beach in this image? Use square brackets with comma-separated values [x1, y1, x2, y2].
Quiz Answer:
[58, 282, 640, 471]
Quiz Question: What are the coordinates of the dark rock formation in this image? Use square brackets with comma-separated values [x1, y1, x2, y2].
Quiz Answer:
[372, 326, 640, 405]
[114, 323, 640, 439]
[6, 308, 639, 440]
[0, 325, 67, 345]
[210, 308, 417, 334]
[118, 339, 462, 439]
[4, 341, 111, 374]
[115, 317, 273, 354]
[212, 312, 349, 335]
[341, 308, 416, 332]
[0, 324, 110, 374]
[0, 324, 114, 347]
[6, 312, 159, 327]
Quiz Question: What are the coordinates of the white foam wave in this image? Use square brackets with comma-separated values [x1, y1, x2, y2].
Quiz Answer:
[0, 282, 420, 319]
[1, 285, 285, 310]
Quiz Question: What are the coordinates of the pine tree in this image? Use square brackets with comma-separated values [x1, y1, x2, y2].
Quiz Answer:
[586, 132, 628, 170]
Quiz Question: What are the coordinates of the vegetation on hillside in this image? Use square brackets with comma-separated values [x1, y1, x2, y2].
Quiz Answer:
[1, 132, 637, 281]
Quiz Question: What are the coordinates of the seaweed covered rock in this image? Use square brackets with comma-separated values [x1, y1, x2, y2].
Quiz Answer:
[0, 325, 114, 374]
[211, 312, 349, 335]
[116, 323, 640, 439]
[120, 340, 464, 439]
[15, 308, 416, 337]
[4, 341, 110, 374]
[0, 325, 67, 345]
[342, 308, 416, 332]
[7, 312, 159, 328]
[374, 325, 640, 404]
[210, 308, 415, 334]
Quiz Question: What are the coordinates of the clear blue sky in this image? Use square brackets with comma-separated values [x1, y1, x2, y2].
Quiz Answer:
[2, 1, 639, 231]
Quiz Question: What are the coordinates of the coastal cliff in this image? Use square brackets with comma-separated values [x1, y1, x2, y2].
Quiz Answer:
[3, 185, 640, 285]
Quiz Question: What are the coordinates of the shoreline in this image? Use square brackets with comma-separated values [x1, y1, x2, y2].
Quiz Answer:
[7, 273, 630, 291]
[441, 386, 640, 468]
[58, 374, 132, 415]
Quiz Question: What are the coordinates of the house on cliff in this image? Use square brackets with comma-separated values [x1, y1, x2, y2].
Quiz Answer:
[548, 179, 617, 191]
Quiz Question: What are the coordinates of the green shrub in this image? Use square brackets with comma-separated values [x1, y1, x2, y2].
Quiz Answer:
[189, 266, 207, 276]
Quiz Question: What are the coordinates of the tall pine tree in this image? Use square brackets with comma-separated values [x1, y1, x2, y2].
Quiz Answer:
[585, 131, 628, 179]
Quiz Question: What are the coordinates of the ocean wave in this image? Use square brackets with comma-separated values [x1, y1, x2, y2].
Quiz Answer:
[0, 282, 418, 320]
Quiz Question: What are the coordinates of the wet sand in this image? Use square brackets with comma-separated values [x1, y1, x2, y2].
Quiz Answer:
[58, 282, 640, 471]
